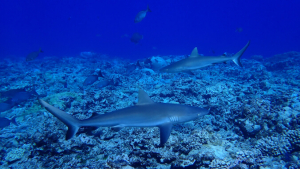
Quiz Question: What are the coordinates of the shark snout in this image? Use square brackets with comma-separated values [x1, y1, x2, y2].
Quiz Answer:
[198, 108, 209, 116]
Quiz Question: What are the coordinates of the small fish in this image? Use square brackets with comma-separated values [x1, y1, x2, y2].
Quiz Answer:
[0, 88, 26, 98]
[96, 79, 114, 88]
[126, 63, 137, 73]
[130, 33, 143, 44]
[222, 52, 229, 56]
[134, 5, 151, 23]
[0, 64, 8, 69]
[83, 71, 104, 86]
[0, 103, 12, 112]
[26, 48, 43, 62]
[136, 60, 143, 68]
[11, 90, 38, 105]
[80, 52, 96, 58]
[144, 58, 152, 65]
[0, 117, 18, 128]
[236, 27, 243, 32]
[61, 81, 68, 88]
[121, 34, 129, 38]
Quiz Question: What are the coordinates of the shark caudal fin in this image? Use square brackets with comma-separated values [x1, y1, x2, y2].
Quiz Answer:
[38, 99, 81, 140]
[232, 41, 250, 67]
[147, 5, 152, 12]
[10, 116, 18, 126]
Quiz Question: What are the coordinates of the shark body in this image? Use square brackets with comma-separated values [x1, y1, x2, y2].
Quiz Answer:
[160, 41, 250, 73]
[38, 89, 208, 145]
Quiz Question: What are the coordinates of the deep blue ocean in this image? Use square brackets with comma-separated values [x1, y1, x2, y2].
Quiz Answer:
[1, 0, 299, 59]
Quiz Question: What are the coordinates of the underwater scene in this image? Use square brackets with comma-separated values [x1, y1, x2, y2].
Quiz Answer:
[1, 0, 300, 168]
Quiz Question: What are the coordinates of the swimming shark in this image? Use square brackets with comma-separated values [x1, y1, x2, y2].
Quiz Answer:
[83, 71, 104, 86]
[159, 41, 250, 73]
[38, 89, 208, 145]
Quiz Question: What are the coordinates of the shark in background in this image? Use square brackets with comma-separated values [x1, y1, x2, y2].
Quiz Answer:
[83, 70, 104, 86]
[160, 41, 250, 74]
[38, 89, 208, 146]
[0, 117, 18, 128]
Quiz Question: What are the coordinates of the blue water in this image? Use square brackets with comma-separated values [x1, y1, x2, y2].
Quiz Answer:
[1, 0, 299, 59]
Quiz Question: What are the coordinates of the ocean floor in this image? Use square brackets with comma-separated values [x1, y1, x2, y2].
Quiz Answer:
[0, 51, 300, 169]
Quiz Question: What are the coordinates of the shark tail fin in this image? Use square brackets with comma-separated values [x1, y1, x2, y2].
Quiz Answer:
[232, 41, 250, 67]
[97, 70, 104, 78]
[147, 5, 151, 12]
[38, 99, 81, 140]
[11, 116, 18, 126]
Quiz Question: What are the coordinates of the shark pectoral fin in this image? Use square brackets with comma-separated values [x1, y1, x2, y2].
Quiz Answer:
[66, 125, 80, 140]
[91, 112, 101, 118]
[159, 123, 173, 145]
[184, 70, 194, 75]
[112, 124, 125, 132]
[137, 89, 154, 105]
[112, 127, 123, 132]
[190, 47, 199, 58]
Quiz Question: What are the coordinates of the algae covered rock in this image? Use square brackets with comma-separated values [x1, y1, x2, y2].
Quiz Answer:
[45, 92, 82, 109]
[149, 56, 167, 71]
[5, 148, 26, 162]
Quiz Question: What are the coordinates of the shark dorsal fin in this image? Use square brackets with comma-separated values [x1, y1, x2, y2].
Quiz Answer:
[137, 89, 154, 105]
[189, 47, 199, 58]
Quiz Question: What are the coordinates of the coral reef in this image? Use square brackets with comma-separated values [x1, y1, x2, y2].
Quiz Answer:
[0, 51, 300, 168]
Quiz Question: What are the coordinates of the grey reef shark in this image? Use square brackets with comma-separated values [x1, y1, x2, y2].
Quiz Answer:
[159, 41, 250, 74]
[38, 89, 209, 146]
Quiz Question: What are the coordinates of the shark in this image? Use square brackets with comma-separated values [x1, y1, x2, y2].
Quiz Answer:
[38, 89, 209, 145]
[159, 41, 250, 73]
